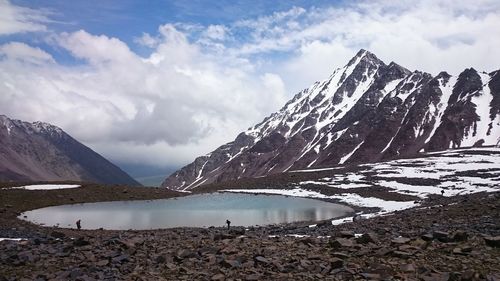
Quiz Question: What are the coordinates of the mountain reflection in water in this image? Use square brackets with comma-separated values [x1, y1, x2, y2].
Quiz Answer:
[20, 192, 353, 230]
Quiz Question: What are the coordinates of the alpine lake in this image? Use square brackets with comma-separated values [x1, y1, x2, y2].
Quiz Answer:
[19, 192, 353, 230]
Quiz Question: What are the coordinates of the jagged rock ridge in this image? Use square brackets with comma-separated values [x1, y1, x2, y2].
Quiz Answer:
[162, 49, 500, 191]
[0, 115, 140, 186]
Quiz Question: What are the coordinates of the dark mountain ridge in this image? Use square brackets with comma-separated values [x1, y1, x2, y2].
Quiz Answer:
[0, 115, 140, 186]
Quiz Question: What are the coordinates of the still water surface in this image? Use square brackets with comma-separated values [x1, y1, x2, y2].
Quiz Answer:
[20, 192, 353, 230]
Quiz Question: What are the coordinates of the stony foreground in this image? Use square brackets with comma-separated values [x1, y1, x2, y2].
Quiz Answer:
[0, 186, 499, 280]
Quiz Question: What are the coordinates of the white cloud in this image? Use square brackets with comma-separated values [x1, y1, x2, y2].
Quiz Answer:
[0, 27, 287, 167]
[259, 73, 286, 113]
[0, 0, 498, 170]
[224, 0, 500, 90]
[0, 0, 49, 35]
[0, 42, 54, 64]
[134, 32, 159, 48]
[281, 41, 353, 91]
[203, 25, 228, 41]
[58, 30, 138, 66]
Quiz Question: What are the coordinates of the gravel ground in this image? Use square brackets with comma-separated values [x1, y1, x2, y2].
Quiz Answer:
[0, 180, 499, 280]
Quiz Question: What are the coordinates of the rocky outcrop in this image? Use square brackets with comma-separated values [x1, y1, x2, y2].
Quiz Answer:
[0, 115, 140, 186]
[163, 49, 500, 191]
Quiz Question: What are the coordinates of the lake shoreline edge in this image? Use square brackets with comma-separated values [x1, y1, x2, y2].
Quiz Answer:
[1, 182, 499, 279]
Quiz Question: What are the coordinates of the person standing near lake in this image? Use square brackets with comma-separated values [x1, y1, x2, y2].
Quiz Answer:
[226, 219, 231, 230]
[76, 219, 81, 230]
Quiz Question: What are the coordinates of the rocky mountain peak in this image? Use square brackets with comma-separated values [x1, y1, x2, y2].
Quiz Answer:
[436, 71, 451, 79]
[32, 121, 65, 137]
[162, 50, 500, 191]
[1, 115, 66, 138]
[447, 68, 482, 104]
[346, 49, 384, 70]
[387, 61, 410, 73]
[0, 114, 11, 125]
[0, 115, 14, 136]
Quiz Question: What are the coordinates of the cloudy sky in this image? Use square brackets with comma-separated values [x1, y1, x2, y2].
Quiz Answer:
[1, 0, 499, 177]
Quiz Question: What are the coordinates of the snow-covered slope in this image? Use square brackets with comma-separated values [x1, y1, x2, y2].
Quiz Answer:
[162, 49, 500, 191]
[226, 147, 500, 223]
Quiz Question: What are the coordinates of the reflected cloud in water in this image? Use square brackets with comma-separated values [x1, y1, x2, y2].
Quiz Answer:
[21, 193, 353, 230]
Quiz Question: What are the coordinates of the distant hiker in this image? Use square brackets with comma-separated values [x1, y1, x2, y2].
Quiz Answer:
[76, 219, 81, 230]
[226, 219, 231, 230]
[441, 189, 445, 196]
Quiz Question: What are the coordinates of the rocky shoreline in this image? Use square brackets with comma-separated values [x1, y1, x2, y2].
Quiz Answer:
[0, 183, 499, 280]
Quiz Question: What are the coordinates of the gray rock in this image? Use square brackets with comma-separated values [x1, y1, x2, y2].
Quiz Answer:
[155, 255, 166, 263]
[213, 233, 235, 241]
[339, 231, 355, 238]
[433, 231, 449, 242]
[330, 258, 344, 269]
[198, 246, 219, 256]
[421, 233, 434, 241]
[391, 237, 411, 244]
[73, 237, 90, 247]
[399, 263, 415, 272]
[357, 233, 378, 244]
[96, 260, 109, 266]
[421, 272, 450, 281]
[330, 238, 355, 249]
[211, 273, 225, 280]
[360, 273, 382, 279]
[111, 254, 129, 263]
[332, 252, 350, 259]
[299, 259, 310, 268]
[254, 256, 269, 265]
[176, 249, 198, 259]
[353, 215, 364, 222]
[50, 231, 65, 239]
[245, 274, 261, 281]
[308, 254, 322, 260]
[484, 236, 500, 248]
[299, 237, 317, 246]
[392, 250, 412, 258]
[272, 261, 285, 272]
[165, 263, 177, 270]
[221, 259, 241, 268]
[69, 269, 82, 279]
[229, 227, 245, 236]
[451, 230, 468, 242]
[452, 247, 467, 255]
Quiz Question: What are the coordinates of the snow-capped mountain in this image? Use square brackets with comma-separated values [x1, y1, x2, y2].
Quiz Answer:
[162, 49, 500, 191]
[0, 115, 140, 185]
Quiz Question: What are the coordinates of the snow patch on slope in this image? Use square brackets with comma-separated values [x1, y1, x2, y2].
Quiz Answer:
[462, 73, 499, 146]
[228, 148, 499, 225]
[425, 75, 457, 144]
[0, 238, 26, 242]
[339, 141, 364, 164]
[9, 184, 81, 190]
